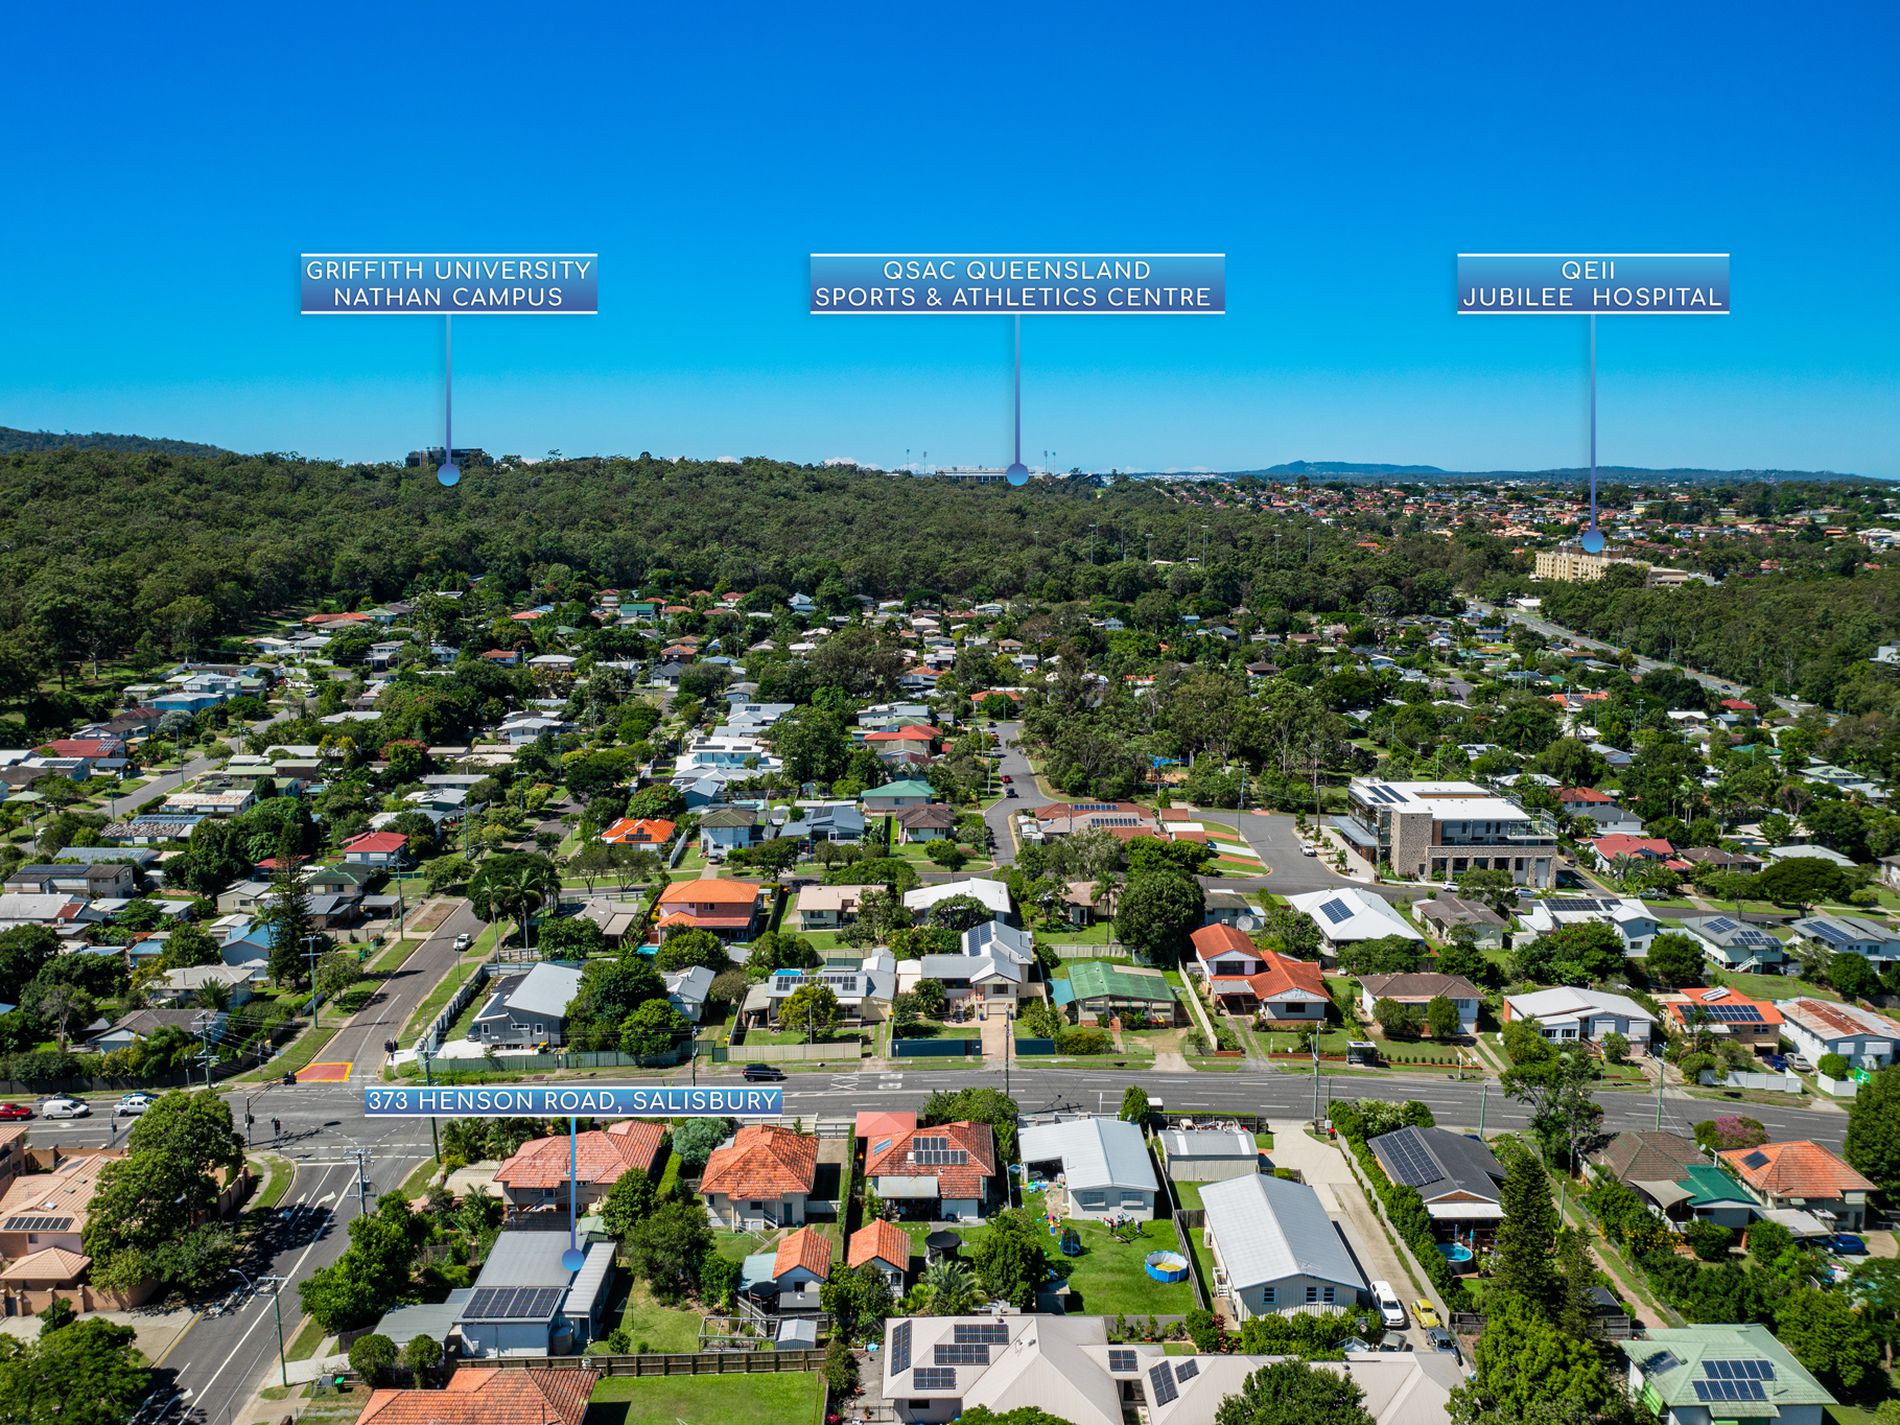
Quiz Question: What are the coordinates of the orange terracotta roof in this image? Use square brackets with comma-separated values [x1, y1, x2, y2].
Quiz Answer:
[0, 1150, 117, 1221]
[848, 1219, 913, 1272]
[657, 879, 761, 906]
[0, 1247, 89, 1282]
[1211, 947, 1326, 1004]
[1668, 988, 1782, 1027]
[493, 1120, 667, 1190]
[864, 1120, 997, 1201]
[1719, 1140, 1875, 1198]
[358, 1369, 596, 1425]
[700, 1124, 818, 1200]
[1191, 923, 1256, 960]
[771, 1225, 833, 1280]
[855, 1110, 917, 1141]
[601, 817, 677, 846]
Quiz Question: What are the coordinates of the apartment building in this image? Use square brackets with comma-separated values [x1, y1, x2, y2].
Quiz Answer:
[1340, 778, 1556, 886]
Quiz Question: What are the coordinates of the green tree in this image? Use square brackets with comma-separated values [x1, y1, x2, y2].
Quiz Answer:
[0, 1317, 151, 1425]
[1491, 1146, 1558, 1314]
[599, 1167, 655, 1242]
[263, 825, 317, 986]
[1774, 1286, 1881, 1391]
[967, 1209, 1052, 1310]
[158, 922, 221, 970]
[347, 1333, 398, 1385]
[626, 1199, 713, 1303]
[401, 1332, 443, 1384]
[1373, 997, 1420, 1038]
[922, 1087, 1021, 1158]
[620, 998, 691, 1059]
[915, 1258, 981, 1315]
[1113, 869, 1205, 963]
[1845, 1066, 1900, 1192]
[83, 1091, 243, 1292]
[778, 982, 840, 1039]
[299, 1208, 419, 1332]
[1119, 1085, 1151, 1124]
[655, 928, 726, 972]
[1214, 1359, 1375, 1425]
[669, 1117, 727, 1170]
[1643, 931, 1708, 988]
[819, 1263, 896, 1340]
[1450, 1291, 1616, 1425]
[1501, 1043, 1603, 1167]
[1423, 995, 1460, 1040]
[536, 915, 607, 962]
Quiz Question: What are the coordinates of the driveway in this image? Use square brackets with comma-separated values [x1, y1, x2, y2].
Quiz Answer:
[1199, 810, 1409, 903]
[1269, 1124, 1436, 1335]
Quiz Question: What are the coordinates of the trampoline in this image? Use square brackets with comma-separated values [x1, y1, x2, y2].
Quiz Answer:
[1145, 1250, 1189, 1282]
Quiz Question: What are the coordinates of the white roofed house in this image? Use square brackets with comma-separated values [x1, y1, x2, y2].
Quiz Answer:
[1198, 1172, 1367, 1320]
[1338, 777, 1557, 887]
[469, 963, 583, 1049]
[1678, 914, 1789, 973]
[1284, 887, 1421, 958]
[1503, 987, 1658, 1051]
[1517, 895, 1659, 957]
[903, 876, 1013, 922]
[1018, 1116, 1158, 1221]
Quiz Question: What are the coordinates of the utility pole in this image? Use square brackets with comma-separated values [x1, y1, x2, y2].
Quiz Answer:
[260, 1274, 290, 1386]
[1655, 1054, 1665, 1130]
[1311, 1033, 1322, 1125]
[421, 1046, 441, 1163]
[1477, 1081, 1487, 1136]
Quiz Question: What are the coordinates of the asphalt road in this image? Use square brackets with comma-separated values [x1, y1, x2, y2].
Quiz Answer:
[982, 721, 1036, 868]
[102, 753, 222, 819]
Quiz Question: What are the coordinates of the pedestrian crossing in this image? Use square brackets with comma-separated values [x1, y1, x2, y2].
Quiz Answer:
[826, 1072, 905, 1092]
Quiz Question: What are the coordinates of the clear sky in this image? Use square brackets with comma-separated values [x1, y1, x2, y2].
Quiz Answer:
[3, 1, 1896, 476]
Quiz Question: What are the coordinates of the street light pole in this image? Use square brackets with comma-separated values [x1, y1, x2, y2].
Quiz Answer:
[261, 1273, 290, 1387]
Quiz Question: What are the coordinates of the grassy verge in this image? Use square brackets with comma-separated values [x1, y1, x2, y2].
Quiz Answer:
[246, 1154, 295, 1212]
[368, 937, 423, 974]
[236, 1023, 341, 1083]
[397, 1156, 439, 1198]
[285, 1313, 328, 1362]
[398, 954, 488, 1048]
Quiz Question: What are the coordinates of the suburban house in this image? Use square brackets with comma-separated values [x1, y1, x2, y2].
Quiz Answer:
[1192, 928, 1327, 1023]
[340, 830, 411, 868]
[1718, 1141, 1876, 1231]
[877, 1315, 1459, 1425]
[0, 1152, 125, 1310]
[355, 1367, 597, 1425]
[1590, 834, 1691, 875]
[1284, 888, 1422, 957]
[469, 963, 584, 1048]
[1158, 1128, 1260, 1183]
[150, 962, 260, 1008]
[777, 803, 866, 846]
[1678, 915, 1789, 973]
[1058, 960, 1181, 1026]
[1019, 1116, 1158, 1220]
[1413, 894, 1508, 949]
[903, 949, 1036, 1018]
[1624, 1325, 1834, 1425]
[746, 955, 896, 1029]
[1595, 1130, 1757, 1229]
[492, 1119, 667, 1218]
[599, 816, 676, 847]
[1502, 986, 1658, 1050]
[699, 1124, 819, 1229]
[662, 964, 715, 1022]
[1199, 1171, 1367, 1320]
[862, 1120, 998, 1220]
[3, 862, 137, 897]
[903, 876, 1012, 921]
[740, 1225, 831, 1314]
[846, 1218, 913, 1292]
[654, 878, 762, 940]
[1367, 1125, 1506, 1235]
[1202, 887, 1265, 932]
[791, 884, 862, 931]
[455, 1230, 616, 1357]
[1517, 896, 1659, 957]
[1356, 972, 1482, 1036]
[697, 805, 765, 855]
[894, 804, 958, 843]
[1556, 786, 1644, 836]
[84, 1007, 225, 1054]
[1788, 914, 1900, 968]
[1777, 998, 1900, 1070]
[862, 779, 936, 813]
[1660, 987, 1784, 1054]
[1337, 777, 1557, 886]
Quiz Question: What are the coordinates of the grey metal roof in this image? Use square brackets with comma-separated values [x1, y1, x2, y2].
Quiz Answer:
[1200, 1172, 1366, 1294]
[473, 1229, 572, 1292]
[1368, 1126, 1504, 1204]
[504, 963, 583, 1019]
[1159, 1128, 1256, 1161]
[374, 1288, 473, 1347]
[1018, 1117, 1156, 1194]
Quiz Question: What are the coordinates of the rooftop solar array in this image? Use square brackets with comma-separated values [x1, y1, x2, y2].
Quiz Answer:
[3, 1215, 73, 1232]
[1175, 1360, 1200, 1382]
[934, 1343, 990, 1365]
[1547, 897, 1611, 913]
[952, 1322, 1009, 1344]
[463, 1286, 564, 1321]
[890, 1320, 912, 1374]
[1362, 784, 1408, 805]
[1317, 898, 1353, 925]
[1108, 1349, 1138, 1372]
[1808, 922, 1854, 947]
[1702, 1004, 1765, 1023]
[1692, 1379, 1768, 1403]
[1377, 1130, 1446, 1188]
[1742, 1150, 1771, 1170]
[1148, 1362, 1178, 1405]
[1705, 1359, 1776, 1381]
[1704, 916, 1739, 933]
[912, 1367, 957, 1391]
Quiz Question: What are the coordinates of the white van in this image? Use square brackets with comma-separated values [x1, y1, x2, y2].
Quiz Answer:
[1370, 1280, 1406, 1330]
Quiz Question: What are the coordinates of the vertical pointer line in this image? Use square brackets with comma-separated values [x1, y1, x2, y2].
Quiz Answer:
[445, 315, 453, 458]
[1588, 313, 1597, 534]
[1013, 315, 1022, 465]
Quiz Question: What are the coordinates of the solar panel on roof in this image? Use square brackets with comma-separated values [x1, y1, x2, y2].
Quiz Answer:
[1148, 1362, 1178, 1405]
[1704, 916, 1738, 934]
[1318, 898, 1353, 925]
[954, 1323, 1009, 1344]
[3, 1215, 73, 1232]
[1176, 1361, 1200, 1382]
[935, 1343, 990, 1365]
[890, 1320, 912, 1374]
[912, 1368, 957, 1391]
[1108, 1349, 1138, 1372]
[1742, 1150, 1770, 1170]
[1377, 1130, 1444, 1188]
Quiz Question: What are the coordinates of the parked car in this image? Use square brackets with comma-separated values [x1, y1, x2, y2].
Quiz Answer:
[1821, 1233, 1868, 1256]
[1413, 1299, 1441, 1329]
[453, 932, 472, 951]
[1425, 1327, 1459, 1360]
[40, 1097, 89, 1119]
[1378, 1332, 1412, 1352]
[1004, 788, 1017, 799]
[0, 1103, 30, 1121]
[742, 1063, 786, 1082]
[1371, 1280, 1406, 1330]
[115, 1091, 157, 1117]
[1300, 843, 1318, 856]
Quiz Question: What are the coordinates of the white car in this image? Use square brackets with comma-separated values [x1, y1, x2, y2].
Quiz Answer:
[1300, 843, 1318, 857]
[115, 1092, 157, 1117]
[39, 1097, 90, 1119]
[453, 932, 472, 951]
[1371, 1279, 1407, 1330]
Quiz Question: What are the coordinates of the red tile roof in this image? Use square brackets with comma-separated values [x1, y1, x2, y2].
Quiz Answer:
[1719, 1140, 1875, 1198]
[1191, 923, 1256, 961]
[601, 817, 677, 846]
[358, 1369, 596, 1425]
[493, 1120, 667, 1190]
[658, 879, 762, 906]
[1212, 947, 1326, 1005]
[1592, 834, 1676, 859]
[771, 1225, 833, 1280]
[1559, 786, 1615, 804]
[343, 831, 409, 855]
[855, 1110, 917, 1142]
[864, 1120, 997, 1201]
[848, 1219, 913, 1272]
[700, 1124, 818, 1200]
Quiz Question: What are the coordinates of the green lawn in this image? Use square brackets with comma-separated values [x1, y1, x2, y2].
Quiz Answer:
[586, 1372, 823, 1425]
[246, 1154, 295, 1212]
[1708, 968, 1839, 1002]
[1037, 921, 1114, 946]
[237, 1022, 340, 1082]
[399, 953, 490, 1048]
[285, 1313, 329, 1362]
[368, 937, 423, 974]
[616, 1278, 706, 1353]
[960, 1216, 1194, 1315]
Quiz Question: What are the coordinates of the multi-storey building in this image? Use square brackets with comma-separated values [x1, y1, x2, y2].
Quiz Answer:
[1340, 778, 1556, 886]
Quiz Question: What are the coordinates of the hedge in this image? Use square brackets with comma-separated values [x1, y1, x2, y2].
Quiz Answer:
[1327, 1100, 1471, 1311]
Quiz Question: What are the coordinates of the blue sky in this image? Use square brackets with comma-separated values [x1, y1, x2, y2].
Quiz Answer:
[3, 1, 1895, 476]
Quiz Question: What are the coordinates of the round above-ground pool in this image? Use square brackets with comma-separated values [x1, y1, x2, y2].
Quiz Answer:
[1145, 1250, 1190, 1283]
[1436, 1242, 1475, 1269]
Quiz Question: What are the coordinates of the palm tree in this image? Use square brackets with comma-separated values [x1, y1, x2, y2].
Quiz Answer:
[919, 1259, 980, 1316]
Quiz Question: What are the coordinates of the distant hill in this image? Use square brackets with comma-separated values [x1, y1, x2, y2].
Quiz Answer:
[1130, 461, 1876, 484]
[0, 425, 229, 458]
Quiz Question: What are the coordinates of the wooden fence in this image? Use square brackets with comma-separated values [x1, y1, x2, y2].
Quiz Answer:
[483, 1348, 828, 1376]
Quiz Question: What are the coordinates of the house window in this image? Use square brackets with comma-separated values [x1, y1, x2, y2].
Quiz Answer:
[1261, 1287, 1276, 1305]
[1305, 1286, 1318, 1304]
[1322, 1286, 1336, 1304]
[1076, 1190, 1105, 1208]
[749, 1200, 763, 1211]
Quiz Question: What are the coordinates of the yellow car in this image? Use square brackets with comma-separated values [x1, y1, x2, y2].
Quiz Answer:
[1413, 1300, 1441, 1329]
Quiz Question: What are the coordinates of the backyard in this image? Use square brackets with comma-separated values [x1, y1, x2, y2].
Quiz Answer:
[585, 1372, 824, 1425]
[940, 1214, 1196, 1316]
